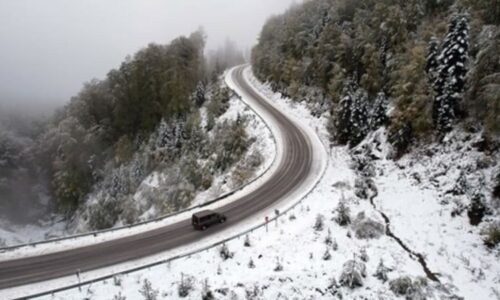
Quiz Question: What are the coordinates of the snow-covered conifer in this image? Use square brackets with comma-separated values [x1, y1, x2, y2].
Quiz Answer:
[195, 81, 206, 107]
[339, 259, 366, 288]
[370, 92, 388, 130]
[334, 81, 369, 146]
[374, 259, 391, 282]
[139, 279, 158, 300]
[430, 14, 470, 132]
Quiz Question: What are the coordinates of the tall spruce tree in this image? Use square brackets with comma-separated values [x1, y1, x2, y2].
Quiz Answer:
[334, 81, 369, 147]
[428, 14, 470, 133]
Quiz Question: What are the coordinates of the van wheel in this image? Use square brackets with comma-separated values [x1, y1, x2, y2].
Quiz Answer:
[220, 217, 226, 223]
[201, 226, 207, 231]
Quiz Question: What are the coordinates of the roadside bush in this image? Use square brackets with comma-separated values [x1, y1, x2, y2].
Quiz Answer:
[244, 235, 251, 247]
[323, 247, 332, 261]
[354, 177, 371, 199]
[139, 279, 159, 300]
[245, 284, 262, 299]
[374, 259, 391, 282]
[314, 214, 325, 231]
[178, 274, 194, 298]
[389, 276, 427, 299]
[274, 257, 283, 272]
[248, 258, 255, 269]
[88, 197, 121, 230]
[352, 212, 385, 239]
[359, 248, 369, 262]
[339, 260, 366, 288]
[219, 244, 234, 260]
[467, 192, 487, 225]
[482, 222, 500, 248]
[324, 228, 333, 245]
[334, 201, 351, 226]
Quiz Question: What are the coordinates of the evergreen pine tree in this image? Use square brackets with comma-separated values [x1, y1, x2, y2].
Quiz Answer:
[370, 92, 388, 130]
[195, 81, 206, 107]
[425, 37, 440, 84]
[430, 14, 470, 132]
[334, 81, 369, 147]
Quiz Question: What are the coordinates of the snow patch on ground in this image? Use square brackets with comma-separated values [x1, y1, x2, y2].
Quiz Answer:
[366, 129, 500, 300]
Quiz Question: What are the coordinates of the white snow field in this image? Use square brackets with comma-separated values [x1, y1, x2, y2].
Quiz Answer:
[0, 66, 328, 299]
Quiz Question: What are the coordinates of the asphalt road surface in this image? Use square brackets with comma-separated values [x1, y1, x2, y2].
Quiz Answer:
[0, 65, 314, 291]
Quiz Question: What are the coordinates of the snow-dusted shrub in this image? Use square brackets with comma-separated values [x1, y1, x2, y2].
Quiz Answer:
[88, 197, 121, 230]
[325, 228, 333, 245]
[389, 276, 427, 299]
[451, 198, 466, 217]
[121, 195, 140, 225]
[339, 260, 366, 288]
[244, 235, 251, 247]
[202, 289, 215, 300]
[139, 279, 159, 300]
[334, 201, 351, 226]
[360, 248, 369, 262]
[248, 258, 255, 269]
[323, 247, 332, 261]
[113, 275, 122, 287]
[178, 274, 194, 298]
[326, 278, 342, 297]
[351, 149, 376, 177]
[374, 259, 391, 282]
[112, 292, 126, 300]
[247, 149, 263, 169]
[314, 214, 325, 231]
[449, 171, 468, 195]
[388, 123, 413, 159]
[354, 177, 372, 199]
[482, 222, 500, 249]
[332, 238, 338, 251]
[274, 257, 283, 272]
[467, 192, 487, 225]
[219, 244, 234, 260]
[245, 284, 261, 299]
[352, 211, 385, 239]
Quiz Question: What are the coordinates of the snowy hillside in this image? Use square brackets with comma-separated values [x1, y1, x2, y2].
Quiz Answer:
[0, 80, 274, 247]
[41, 70, 500, 300]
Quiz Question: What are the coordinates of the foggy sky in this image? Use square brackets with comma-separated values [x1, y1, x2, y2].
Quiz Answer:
[0, 0, 296, 115]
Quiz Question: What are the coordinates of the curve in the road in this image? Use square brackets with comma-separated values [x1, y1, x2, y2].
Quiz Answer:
[0, 65, 315, 291]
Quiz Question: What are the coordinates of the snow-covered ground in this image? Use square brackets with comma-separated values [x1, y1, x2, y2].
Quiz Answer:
[3, 67, 498, 299]
[366, 129, 500, 300]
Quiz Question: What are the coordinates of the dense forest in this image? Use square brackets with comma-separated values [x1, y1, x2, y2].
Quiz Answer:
[252, 0, 499, 155]
[1, 31, 250, 230]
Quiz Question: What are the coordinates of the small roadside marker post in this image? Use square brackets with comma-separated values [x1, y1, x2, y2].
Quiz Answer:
[76, 269, 81, 291]
[265, 216, 269, 232]
[274, 209, 280, 227]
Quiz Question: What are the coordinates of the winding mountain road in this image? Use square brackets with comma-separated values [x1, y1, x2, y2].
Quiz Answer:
[0, 65, 317, 294]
